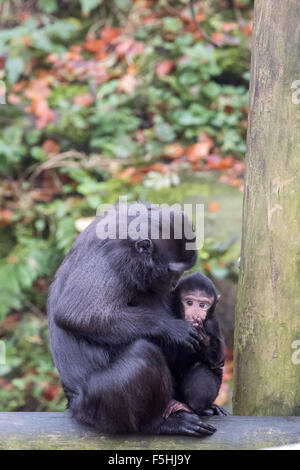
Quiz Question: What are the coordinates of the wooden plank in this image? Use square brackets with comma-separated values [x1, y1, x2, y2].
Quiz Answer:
[0, 413, 299, 450]
[264, 443, 300, 450]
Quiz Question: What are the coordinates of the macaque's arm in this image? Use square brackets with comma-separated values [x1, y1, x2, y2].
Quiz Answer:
[197, 317, 224, 370]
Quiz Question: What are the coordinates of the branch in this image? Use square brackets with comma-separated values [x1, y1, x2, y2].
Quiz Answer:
[189, 0, 221, 48]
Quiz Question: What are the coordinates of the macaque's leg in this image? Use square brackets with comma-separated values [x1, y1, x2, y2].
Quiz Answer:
[179, 363, 224, 416]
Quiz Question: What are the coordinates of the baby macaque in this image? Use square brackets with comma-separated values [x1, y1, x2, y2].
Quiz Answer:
[169, 272, 230, 417]
[173, 272, 224, 370]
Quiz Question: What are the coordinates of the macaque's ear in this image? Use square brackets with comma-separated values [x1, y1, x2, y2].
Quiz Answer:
[135, 238, 153, 254]
[217, 294, 221, 302]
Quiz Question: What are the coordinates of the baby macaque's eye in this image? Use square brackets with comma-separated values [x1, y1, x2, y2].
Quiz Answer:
[186, 300, 193, 306]
[199, 302, 208, 309]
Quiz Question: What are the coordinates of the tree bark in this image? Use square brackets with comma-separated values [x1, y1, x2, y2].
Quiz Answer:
[233, 0, 300, 415]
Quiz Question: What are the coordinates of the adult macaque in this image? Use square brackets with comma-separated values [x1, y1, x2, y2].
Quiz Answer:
[48, 203, 216, 436]
[171, 273, 230, 416]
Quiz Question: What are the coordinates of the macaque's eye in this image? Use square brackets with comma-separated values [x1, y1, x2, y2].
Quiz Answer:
[199, 302, 209, 309]
[186, 300, 193, 306]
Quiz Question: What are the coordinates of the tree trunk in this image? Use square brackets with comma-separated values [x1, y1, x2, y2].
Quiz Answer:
[233, 0, 300, 416]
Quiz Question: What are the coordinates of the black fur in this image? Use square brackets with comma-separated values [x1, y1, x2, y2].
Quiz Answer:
[48, 204, 216, 436]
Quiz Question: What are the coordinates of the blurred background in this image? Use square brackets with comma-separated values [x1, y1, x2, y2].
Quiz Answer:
[0, 0, 253, 412]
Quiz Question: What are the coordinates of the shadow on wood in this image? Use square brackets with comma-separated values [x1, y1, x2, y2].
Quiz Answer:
[0, 413, 299, 450]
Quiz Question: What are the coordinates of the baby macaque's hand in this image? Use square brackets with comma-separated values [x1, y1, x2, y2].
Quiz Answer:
[163, 400, 192, 419]
[191, 318, 210, 347]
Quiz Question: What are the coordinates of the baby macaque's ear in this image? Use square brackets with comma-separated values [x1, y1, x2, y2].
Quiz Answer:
[217, 294, 221, 302]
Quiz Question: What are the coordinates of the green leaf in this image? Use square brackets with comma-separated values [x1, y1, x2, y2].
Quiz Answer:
[115, 0, 131, 7]
[163, 17, 182, 32]
[31, 146, 47, 162]
[97, 80, 119, 99]
[3, 126, 23, 143]
[202, 82, 221, 99]
[178, 72, 199, 86]
[6, 57, 25, 84]
[56, 217, 76, 253]
[38, 0, 57, 13]
[154, 122, 176, 142]
[25, 129, 42, 146]
[35, 219, 46, 232]
[80, 0, 102, 14]
[31, 31, 53, 52]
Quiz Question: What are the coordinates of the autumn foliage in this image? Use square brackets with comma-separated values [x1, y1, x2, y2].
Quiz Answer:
[0, 0, 253, 411]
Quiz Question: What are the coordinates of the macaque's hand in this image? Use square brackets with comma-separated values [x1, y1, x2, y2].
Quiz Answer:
[169, 320, 203, 353]
[191, 318, 210, 347]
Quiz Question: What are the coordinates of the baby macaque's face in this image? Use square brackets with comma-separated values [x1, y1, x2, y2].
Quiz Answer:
[181, 290, 215, 325]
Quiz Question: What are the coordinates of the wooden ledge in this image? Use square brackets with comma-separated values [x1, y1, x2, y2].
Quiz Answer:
[0, 413, 299, 450]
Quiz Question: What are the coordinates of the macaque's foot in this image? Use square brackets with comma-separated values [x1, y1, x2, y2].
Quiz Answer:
[160, 411, 216, 437]
[163, 399, 192, 419]
[202, 404, 231, 416]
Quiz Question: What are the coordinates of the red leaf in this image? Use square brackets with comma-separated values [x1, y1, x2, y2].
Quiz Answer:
[208, 202, 220, 212]
[242, 21, 253, 36]
[74, 93, 94, 107]
[83, 39, 105, 52]
[43, 384, 60, 401]
[101, 27, 122, 43]
[0, 209, 13, 227]
[210, 32, 226, 46]
[141, 163, 169, 174]
[42, 139, 60, 155]
[206, 155, 235, 170]
[221, 22, 239, 32]
[156, 61, 174, 77]
[28, 98, 54, 129]
[186, 141, 213, 162]
[118, 167, 136, 180]
[8, 94, 21, 104]
[118, 74, 137, 94]
[115, 39, 145, 58]
[163, 144, 185, 160]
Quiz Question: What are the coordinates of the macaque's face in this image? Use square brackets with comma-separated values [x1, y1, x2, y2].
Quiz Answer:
[181, 289, 215, 325]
